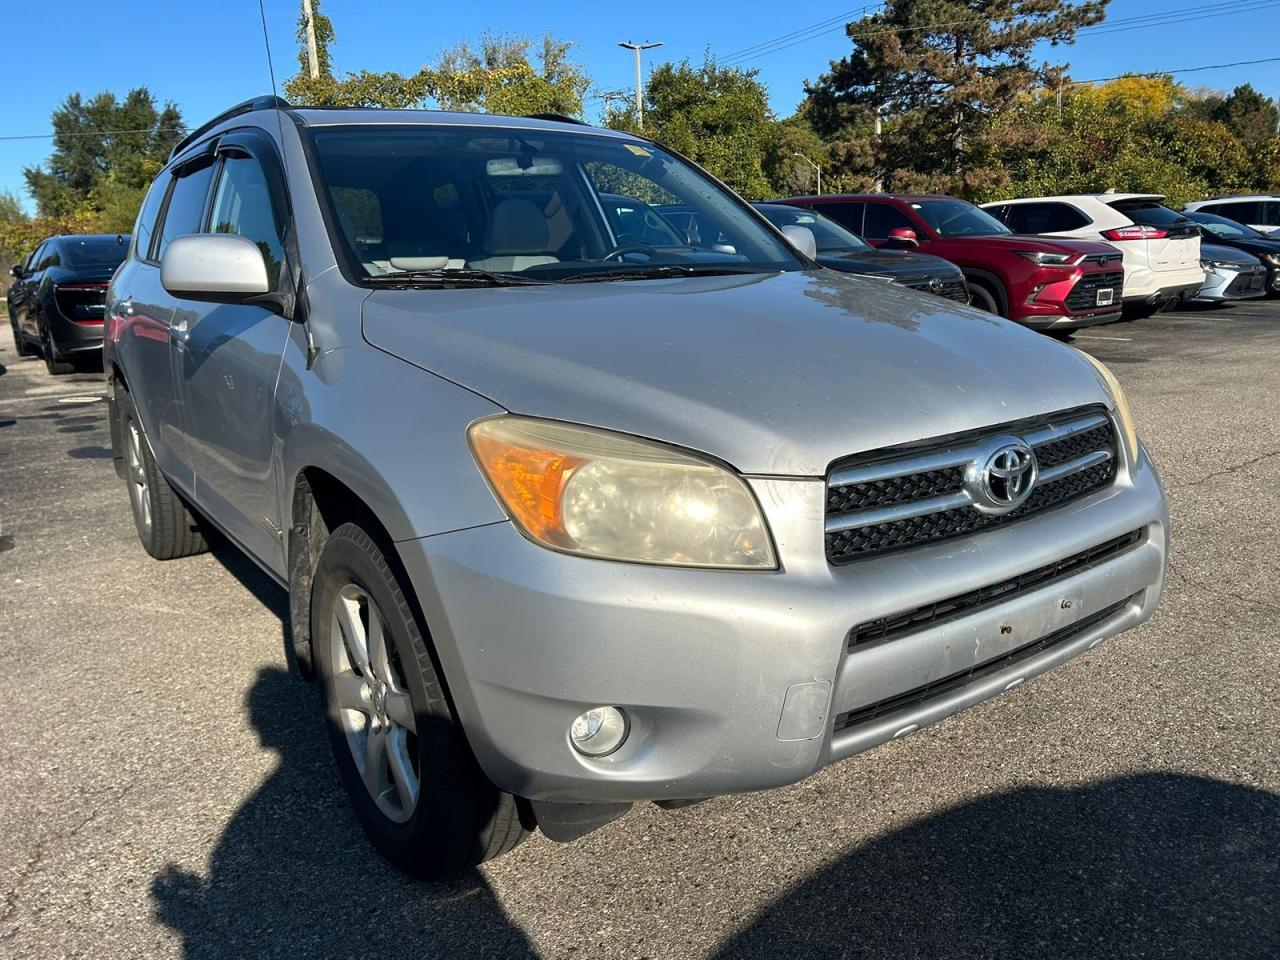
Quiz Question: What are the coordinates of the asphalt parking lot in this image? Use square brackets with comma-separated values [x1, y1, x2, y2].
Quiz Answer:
[1, 299, 1277, 959]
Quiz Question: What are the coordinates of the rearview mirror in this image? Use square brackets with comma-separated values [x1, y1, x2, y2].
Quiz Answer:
[886, 227, 919, 249]
[781, 225, 817, 259]
[161, 234, 270, 303]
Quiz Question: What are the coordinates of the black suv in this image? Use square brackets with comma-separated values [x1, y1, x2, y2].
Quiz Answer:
[8, 234, 129, 373]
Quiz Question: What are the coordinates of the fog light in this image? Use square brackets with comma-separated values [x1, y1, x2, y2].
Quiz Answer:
[569, 706, 629, 757]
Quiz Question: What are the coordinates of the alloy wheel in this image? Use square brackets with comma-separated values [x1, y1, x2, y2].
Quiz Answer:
[328, 583, 420, 823]
[126, 421, 152, 533]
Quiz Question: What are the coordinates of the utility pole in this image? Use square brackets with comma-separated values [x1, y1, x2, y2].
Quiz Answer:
[618, 41, 662, 129]
[873, 107, 884, 193]
[792, 153, 821, 196]
[601, 91, 629, 122]
[302, 0, 320, 80]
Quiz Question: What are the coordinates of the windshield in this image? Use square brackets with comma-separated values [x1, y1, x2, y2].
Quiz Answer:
[911, 199, 1010, 237]
[308, 125, 802, 284]
[1187, 211, 1265, 240]
[754, 204, 873, 254]
[60, 236, 129, 269]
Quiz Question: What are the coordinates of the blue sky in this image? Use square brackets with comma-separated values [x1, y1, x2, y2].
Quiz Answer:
[3, 0, 1273, 210]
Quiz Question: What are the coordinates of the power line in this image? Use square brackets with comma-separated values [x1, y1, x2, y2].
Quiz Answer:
[0, 127, 186, 143]
[1069, 55, 1280, 86]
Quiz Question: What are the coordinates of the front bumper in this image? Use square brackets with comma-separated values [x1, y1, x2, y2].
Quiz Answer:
[399, 446, 1167, 804]
[1193, 264, 1269, 302]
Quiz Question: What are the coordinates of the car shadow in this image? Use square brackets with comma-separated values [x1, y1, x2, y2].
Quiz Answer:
[150, 666, 537, 959]
[712, 772, 1280, 959]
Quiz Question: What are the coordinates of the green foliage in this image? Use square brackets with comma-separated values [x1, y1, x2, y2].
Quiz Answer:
[23, 88, 183, 220]
[285, 3, 589, 117]
[607, 56, 776, 199]
[805, 0, 1108, 192]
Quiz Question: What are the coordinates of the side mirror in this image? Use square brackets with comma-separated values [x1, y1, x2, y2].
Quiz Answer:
[781, 225, 818, 260]
[160, 234, 270, 303]
[10, 263, 22, 279]
[886, 227, 919, 249]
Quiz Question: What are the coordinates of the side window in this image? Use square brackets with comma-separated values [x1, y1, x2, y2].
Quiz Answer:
[25, 243, 46, 273]
[155, 161, 216, 261]
[986, 204, 1008, 223]
[1263, 201, 1280, 227]
[1005, 202, 1089, 234]
[863, 202, 917, 239]
[1217, 201, 1259, 224]
[134, 174, 170, 262]
[38, 243, 60, 270]
[210, 155, 285, 286]
[814, 202, 863, 234]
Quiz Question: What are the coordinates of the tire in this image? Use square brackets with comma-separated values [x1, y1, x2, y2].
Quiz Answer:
[11, 320, 35, 358]
[117, 389, 208, 560]
[312, 523, 529, 879]
[40, 324, 74, 375]
[967, 282, 1002, 316]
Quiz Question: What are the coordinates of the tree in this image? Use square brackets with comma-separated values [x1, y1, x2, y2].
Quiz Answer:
[284, 2, 589, 116]
[23, 89, 183, 222]
[1186, 84, 1280, 148]
[806, 0, 1107, 192]
[608, 56, 776, 198]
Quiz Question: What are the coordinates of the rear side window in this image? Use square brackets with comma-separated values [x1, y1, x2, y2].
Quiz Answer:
[813, 202, 864, 234]
[1262, 201, 1280, 227]
[1212, 201, 1260, 223]
[1005, 202, 1091, 233]
[863, 202, 918, 238]
[155, 161, 216, 261]
[38, 244, 61, 270]
[134, 175, 170, 261]
[1109, 201, 1187, 227]
[210, 155, 285, 286]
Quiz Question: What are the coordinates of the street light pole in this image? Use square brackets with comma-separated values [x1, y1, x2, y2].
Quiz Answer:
[792, 153, 821, 196]
[618, 41, 662, 129]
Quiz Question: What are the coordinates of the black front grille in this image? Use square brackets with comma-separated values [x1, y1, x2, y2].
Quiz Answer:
[827, 467, 963, 515]
[825, 409, 1119, 564]
[1225, 270, 1266, 296]
[900, 276, 969, 303]
[832, 594, 1138, 732]
[1065, 271, 1123, 312]
[848, 529, 1143, 648]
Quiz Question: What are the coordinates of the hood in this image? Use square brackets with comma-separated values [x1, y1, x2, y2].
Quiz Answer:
[362, 270, 1111, 476]
[1200, 242, 1263, 266]
[964, 234, 1120, 257]
[818, 249, 962, 279]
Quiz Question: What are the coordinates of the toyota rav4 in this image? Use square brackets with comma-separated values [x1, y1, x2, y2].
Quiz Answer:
[105, 98, 1168, 879]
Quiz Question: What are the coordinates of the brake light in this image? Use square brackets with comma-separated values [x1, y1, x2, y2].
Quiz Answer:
[1101, 225, 1167, 241]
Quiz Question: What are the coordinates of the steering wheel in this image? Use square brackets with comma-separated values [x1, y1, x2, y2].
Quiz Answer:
[601, 243, 659, 263]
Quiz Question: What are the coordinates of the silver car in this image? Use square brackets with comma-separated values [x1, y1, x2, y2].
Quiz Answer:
[1193, 242, 1268, 303]
[105, 98, 1168, 879]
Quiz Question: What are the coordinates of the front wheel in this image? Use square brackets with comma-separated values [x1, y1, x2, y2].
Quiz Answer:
[967, 283, 1002, 316]
[312, 523, 529, 879]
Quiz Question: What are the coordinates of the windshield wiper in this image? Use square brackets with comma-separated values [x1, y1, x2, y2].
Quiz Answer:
[558, 264, 767, 284]
[364, 268, 553, 288]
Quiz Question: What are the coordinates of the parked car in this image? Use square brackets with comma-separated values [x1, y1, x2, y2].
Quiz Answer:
[753, 203, 968, 304]
[107, 98, 1168, 879]
[779, 194, 1125, 332]
[1183, 195, 1280, 236]
[1192, 242, 1269, 304]
[8, 234, 129, 373]
[981, 194, 1203, 318]
[1183, 210, 1280, 295]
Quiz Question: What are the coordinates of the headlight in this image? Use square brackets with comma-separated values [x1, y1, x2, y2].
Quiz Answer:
[1016, 250, 1080, 266]
[468, 416, 777, 569]
[1077, 351, 1139, 465]
[1201, 260, 1235, 271]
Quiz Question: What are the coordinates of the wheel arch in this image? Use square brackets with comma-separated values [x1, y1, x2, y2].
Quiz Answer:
[961, 267, 1009, 316]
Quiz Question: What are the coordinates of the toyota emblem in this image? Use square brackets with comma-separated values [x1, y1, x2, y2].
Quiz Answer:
[966, 438, 1038, 515]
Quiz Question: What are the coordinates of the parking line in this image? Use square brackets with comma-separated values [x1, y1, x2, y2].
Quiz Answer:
[1075, 336, 1133, 341]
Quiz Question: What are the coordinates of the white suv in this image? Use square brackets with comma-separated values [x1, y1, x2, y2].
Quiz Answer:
[982, 194, 1204, 317]
[1183, 195, 1280, 236]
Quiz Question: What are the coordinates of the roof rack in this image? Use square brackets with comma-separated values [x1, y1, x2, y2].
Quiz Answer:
[524, 113, 590, 126]
[168, 96, 292, 160]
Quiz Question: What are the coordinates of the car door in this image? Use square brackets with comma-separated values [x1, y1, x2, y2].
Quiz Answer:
[11, 242, 45, 340]
[174, 133, 293, 571]
[862, 201, 924, 249]
[125, 159, 218, 487]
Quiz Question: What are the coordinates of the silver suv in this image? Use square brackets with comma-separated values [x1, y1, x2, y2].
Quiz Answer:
[105, 98, 1169, 879]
